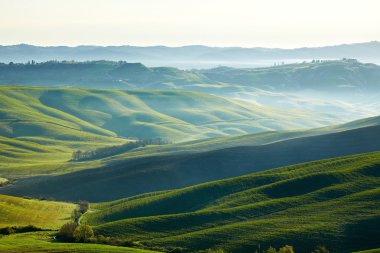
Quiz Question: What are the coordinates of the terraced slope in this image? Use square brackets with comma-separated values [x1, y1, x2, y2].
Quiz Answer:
[0, 195, 76, 229]
[0, 232, 159, 253]
[3, 124, 380, 202]
[82, 152, 380, 253]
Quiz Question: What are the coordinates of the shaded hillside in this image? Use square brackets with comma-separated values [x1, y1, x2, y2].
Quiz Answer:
[2, 124, 380, 202]
[81, 152, 380, 253]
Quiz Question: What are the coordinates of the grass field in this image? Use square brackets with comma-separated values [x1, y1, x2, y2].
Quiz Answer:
[0, 232, 159, 253]
[81, 151, 380, 253]
[0, 195, 76, 229]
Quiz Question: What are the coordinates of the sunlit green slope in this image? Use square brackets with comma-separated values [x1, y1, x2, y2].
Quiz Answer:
[0, 195, 75, 229]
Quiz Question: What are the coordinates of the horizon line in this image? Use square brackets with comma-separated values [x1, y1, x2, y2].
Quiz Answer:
[1, 40, 379, 50]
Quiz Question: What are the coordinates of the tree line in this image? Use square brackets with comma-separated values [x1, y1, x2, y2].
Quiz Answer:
[71, 138, 171, 161]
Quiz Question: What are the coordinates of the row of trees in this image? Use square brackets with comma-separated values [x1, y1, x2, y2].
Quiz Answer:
[72, 138, 171, 161]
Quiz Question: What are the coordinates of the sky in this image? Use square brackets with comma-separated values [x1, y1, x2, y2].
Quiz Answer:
[0, 0, 379, 48]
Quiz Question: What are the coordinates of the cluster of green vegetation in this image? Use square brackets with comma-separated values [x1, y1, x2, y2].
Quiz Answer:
[72, 138, 171, 161]
[0, 225, 44, 235]
[79, 151, 380, 252]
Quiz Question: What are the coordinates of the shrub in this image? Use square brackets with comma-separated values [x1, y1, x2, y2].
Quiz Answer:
[73, 224, 94, 243]
[57, 222, 77, 242]
[3, 227, 14, 235]
[79, 200, 89, 213]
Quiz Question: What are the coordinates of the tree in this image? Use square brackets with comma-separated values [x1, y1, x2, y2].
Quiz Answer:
[311, 245, 329, 253]
[278, 245, 294, 253]
[266, 246, 278, 253]
[58, 222, 77, 241]
[79, 200, 89, 213]
[73, 224, 94, 243]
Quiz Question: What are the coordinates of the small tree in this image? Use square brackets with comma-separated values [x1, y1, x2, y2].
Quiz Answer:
[79, 200, 89, 213]
[278, 245, 294, 253]
[73, 224, 94, 243]
[58, 222, 77, 242]
[311, 245, 329, 253]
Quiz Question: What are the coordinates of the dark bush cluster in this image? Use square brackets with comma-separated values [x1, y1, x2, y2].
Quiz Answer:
[0, 225, 44, 235]
[57, 223, 94, 243]
[72, 138, 171, 161]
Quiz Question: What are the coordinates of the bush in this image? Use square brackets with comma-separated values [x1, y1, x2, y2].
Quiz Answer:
[0, 225, 43, 235]
[79, 200, 89, 213]
[3, 227, 14, 235]
[57, 222, 78, 242]
[73, 224, 94, 243]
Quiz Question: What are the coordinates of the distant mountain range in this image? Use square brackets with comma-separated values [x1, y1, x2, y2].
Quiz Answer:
[1, 41, 380, 68]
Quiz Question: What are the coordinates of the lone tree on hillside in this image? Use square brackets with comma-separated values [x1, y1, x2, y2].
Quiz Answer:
[79, 200, 89, 213]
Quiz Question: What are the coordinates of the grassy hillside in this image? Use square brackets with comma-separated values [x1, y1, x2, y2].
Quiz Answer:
[0, 195, 76, 229]
[2, 123, 380, 202]
[0, 232, 159, 253]
[80, 152, 380, 253]
[0, 85, 341, 178]
[197, 59, 380, 93]
[1, 86, 335, 142]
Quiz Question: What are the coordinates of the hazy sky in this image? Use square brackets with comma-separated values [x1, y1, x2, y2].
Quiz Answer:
[1, 0, 379, 48]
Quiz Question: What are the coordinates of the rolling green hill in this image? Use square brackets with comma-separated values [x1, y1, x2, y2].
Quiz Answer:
[0, 85, 340, 178]
[2, 123, 380, 202]
[1, 86, 334, 142]
[0, 194, 76, 229]
[80, 151, 380, 253]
